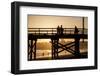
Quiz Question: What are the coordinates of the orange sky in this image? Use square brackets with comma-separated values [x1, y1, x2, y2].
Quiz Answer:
[28, 15, 88, 28]
[28, 15, 88, 42]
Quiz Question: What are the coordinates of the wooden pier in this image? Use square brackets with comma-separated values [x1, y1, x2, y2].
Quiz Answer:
[28, 27, 87, 60]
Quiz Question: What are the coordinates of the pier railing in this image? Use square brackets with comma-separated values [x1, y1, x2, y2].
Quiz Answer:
[28, 28, 87, 35]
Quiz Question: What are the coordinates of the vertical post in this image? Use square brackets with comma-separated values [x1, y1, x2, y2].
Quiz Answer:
[51, 39, 54, 59]
[54, 39, 59, 59]
[51, 38, 59, 59]
[30, 39, 33, 60]
[28, 39, 30, 60]
[56, 39, 59, 58]
[52, 28, 53, 35]
[65, 29, 66, 34]
[54, 40, 56, 59]
[34, 39, 37, 60]
[74, 26, 81, 57]
[39, 28, 40, 35]
[75, 37, 80, 57]
[82, 17, 84, 43]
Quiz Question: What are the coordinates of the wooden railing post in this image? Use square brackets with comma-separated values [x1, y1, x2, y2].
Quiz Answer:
[39, 28, 40, 35]
[52, 28, 53, 35]
[74, 26, 81, 57]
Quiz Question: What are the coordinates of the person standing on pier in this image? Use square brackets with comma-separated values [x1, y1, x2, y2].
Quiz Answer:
[57, 25, 64, 35]
[60, 25, 64, 35]
[74, 26, 79, 34]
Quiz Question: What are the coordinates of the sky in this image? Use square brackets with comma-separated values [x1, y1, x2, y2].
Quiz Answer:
[28, 15, 88, 28]
[28, 15, 88, 42]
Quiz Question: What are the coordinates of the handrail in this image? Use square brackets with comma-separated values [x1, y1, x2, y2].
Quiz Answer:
[28, 28, 87, 35]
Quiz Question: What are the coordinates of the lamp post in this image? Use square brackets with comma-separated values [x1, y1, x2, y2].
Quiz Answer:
[82, 17, 84, 43]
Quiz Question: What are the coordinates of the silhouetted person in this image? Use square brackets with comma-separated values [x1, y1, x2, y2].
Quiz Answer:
[57, 25, 60, 35]
[60, 25, 64, 35]
[74, 26, 79, 34]
[57, 25, 64, 35]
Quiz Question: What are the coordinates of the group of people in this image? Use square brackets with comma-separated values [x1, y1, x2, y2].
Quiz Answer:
[57, 25, 79, 35]
[57, 25, 64, 35]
